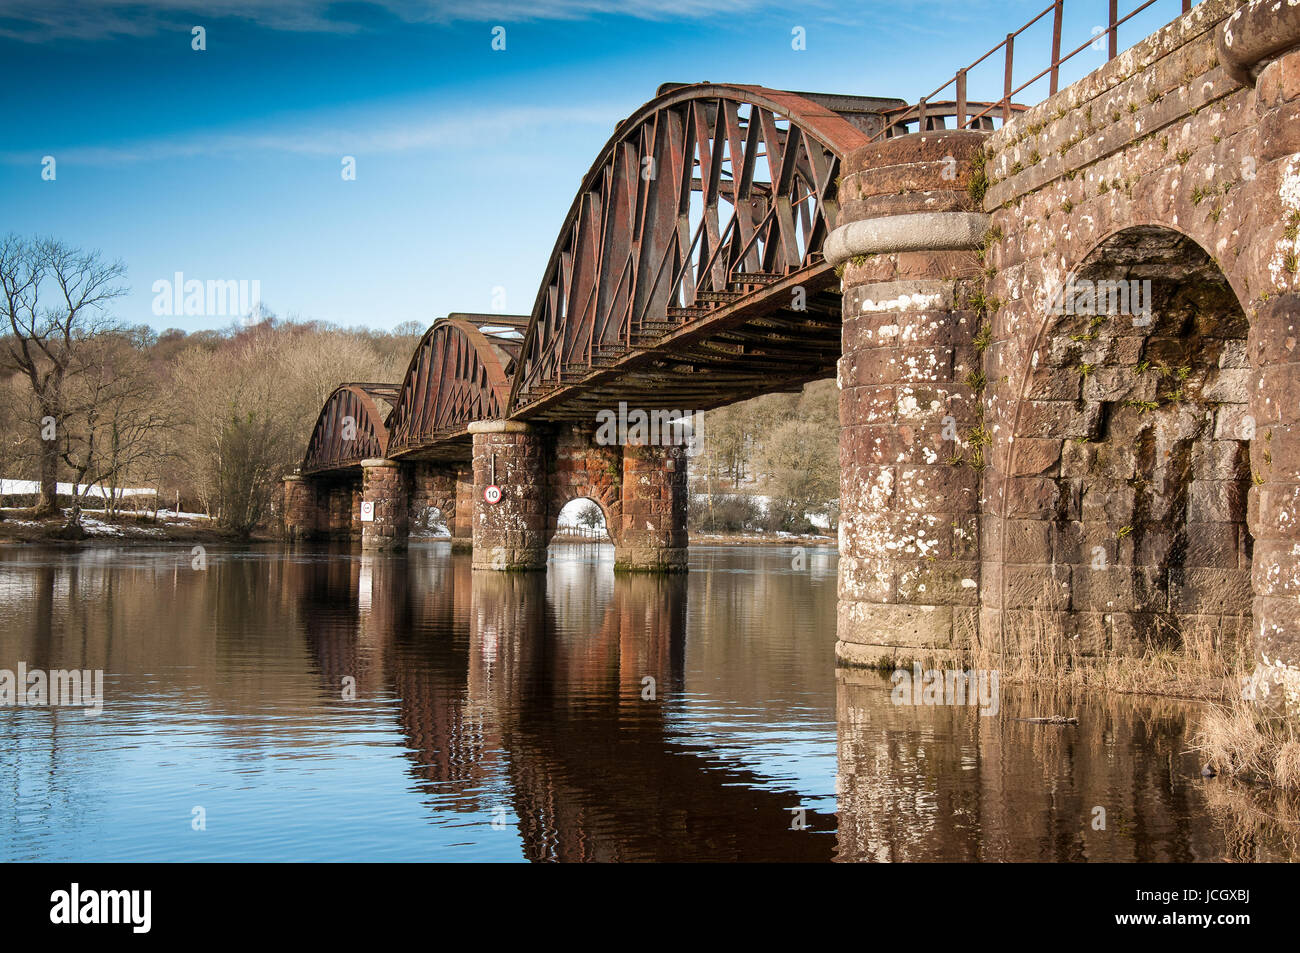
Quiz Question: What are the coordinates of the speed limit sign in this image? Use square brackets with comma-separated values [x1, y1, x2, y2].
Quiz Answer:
[484, 485, 502, 505]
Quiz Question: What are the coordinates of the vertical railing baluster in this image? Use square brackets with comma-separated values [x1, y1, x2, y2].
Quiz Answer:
[1109, 0, 1118, 60]
[917, 96, 927, 132]
[1002, 33, 1014, 122]
[956, 69, 967, 129]
[1050, 0, 1063, 95]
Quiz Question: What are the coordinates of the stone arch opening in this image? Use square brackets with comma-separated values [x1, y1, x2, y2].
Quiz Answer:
[410, 504, 450, 538]
[1023, 225, 1253, 657]
[550, 496, 612, 545]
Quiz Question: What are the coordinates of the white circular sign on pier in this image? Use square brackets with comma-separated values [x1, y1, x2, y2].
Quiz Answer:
[484, 485, 503, 505]
[359, 501, 375, 522]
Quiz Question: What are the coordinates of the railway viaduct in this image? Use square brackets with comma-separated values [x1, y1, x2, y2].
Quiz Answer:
[285, 0, 1300, 711]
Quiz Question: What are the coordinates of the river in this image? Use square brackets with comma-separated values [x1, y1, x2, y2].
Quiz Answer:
[0, 542, 1292, 861]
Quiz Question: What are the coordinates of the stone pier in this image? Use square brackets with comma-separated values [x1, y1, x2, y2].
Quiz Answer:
[616, 442, 688, 573]
[360, 458, 408, 551]
[453, 465, 474, 550]
[827, 130, 986, 667]
[287, 419, 689, 572]
[469, 421, 549, 570]
[282, 474, 317, 541]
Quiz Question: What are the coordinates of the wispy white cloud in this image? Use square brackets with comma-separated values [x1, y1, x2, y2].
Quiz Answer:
[0, 0, 770, 42]
[0, 102, 623, 164]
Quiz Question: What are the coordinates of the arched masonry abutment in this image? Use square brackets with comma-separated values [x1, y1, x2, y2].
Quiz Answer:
[980, 225, 1254, 659]
[979, 0, 1300, 713]
[281, 473, 361, 541]
[827, 129, 989, 667]
[822, 0, 1300, 713]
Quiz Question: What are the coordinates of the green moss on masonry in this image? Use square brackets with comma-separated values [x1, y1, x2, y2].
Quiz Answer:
[968, 149, 989, 205]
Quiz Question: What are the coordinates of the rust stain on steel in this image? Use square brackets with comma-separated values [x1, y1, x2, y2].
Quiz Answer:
[385, 314, 523, 458]
[506, 83, 881, 418]
[301, 382, 398, 474]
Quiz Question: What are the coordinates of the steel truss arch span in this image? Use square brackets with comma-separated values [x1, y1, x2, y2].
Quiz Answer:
[301, 382, 397, 475]
[508, 83, 878, 414]
[387, 315, 522, 458]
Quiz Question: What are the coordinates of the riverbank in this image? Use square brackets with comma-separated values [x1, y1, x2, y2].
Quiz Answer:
[689, 531, 835, 547]
[0, 516, 836, 549]
[0, 510, 256, 545]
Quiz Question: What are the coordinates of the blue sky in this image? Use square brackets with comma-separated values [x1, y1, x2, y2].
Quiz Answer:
[0, 0, 1181, 332]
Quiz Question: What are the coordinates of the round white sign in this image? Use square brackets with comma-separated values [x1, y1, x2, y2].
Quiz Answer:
[484, 485, 503, 505]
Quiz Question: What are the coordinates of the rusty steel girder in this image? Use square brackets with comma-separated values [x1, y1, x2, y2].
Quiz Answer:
[507, 84, 876, 415]
[386, 315, 522, 458]
[301, 382, 398, 474]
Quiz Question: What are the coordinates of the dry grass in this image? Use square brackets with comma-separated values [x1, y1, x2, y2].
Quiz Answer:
[1193, 701, 1300, 789]
[967, 606, 1300, 792]
[967, 610, 1247, 702]
[880, 593, 1300, 791]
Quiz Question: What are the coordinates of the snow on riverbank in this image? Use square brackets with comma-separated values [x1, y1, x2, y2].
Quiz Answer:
[1, 479, 157, 498]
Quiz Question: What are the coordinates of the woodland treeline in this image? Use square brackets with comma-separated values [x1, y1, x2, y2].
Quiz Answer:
[1, 236, 838, 537]
[0, 236, 421, 534]
[688, 380, 839, 535]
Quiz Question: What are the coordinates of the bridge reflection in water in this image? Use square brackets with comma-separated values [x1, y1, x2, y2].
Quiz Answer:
[0, 542, 1292, 861]
[285, 545, 1288, 861]
[291, 545, 839, 862]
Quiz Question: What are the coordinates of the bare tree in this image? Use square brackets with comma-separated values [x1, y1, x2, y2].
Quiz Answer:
[0, 236, 127, 515]
[57, 332, 175, 530]
[575, 500, 605, 533]
[0, 373, 22, 520]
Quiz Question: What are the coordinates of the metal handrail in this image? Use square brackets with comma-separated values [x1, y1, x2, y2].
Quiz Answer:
[872, 0, 1194, 140]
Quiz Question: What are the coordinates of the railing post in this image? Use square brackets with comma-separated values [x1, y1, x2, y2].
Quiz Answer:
[956, 69, 967, 129]
[1182, 0, 1191, 12]
[917, 96, 927, 132]
[1002, 33, 1014, 123]
[1049, 0, 1063, 95]
[1108, 0, 1118, 60]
